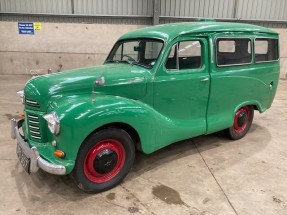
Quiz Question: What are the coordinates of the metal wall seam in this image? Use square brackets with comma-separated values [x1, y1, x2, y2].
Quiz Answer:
[1, 0, 287, 24]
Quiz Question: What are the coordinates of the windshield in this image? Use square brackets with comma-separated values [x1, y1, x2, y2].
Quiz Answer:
[106, 39, 164, 69]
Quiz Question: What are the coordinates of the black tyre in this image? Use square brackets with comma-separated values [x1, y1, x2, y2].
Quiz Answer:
[71, 128, 135, 193]
[226, 105, 254, 140]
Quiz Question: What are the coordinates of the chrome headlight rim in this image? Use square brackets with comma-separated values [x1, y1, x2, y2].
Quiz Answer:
[16, 89, 24, 104]
[43, 111, 60, 135]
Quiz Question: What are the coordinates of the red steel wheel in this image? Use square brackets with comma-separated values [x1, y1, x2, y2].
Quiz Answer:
[233, 106, 250, 133]
[71, 128, 135, 193]
[226, 105, 254, 140]
[83, 139, 125, 183]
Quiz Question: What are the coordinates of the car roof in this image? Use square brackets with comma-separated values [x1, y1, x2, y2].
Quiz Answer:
[119, 21, 278, 42]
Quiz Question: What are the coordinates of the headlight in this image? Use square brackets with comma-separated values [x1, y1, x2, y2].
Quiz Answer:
[16, 89, 24, 104]
[43, 112, 60, 135]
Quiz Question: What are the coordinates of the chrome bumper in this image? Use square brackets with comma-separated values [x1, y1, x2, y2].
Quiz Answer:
[11, 118, 66, 175]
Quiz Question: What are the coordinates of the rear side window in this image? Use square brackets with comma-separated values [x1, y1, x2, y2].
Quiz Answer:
[255, 38, 279, 62]
[216, 38, 252, 66]
[165, 40, 202, 70]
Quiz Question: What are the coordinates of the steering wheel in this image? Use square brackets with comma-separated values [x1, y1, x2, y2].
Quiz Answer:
[122, 54, 136, 62]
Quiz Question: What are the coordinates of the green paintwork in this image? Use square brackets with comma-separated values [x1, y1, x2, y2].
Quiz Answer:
[22, 22, 280, 174]
[120, 22, 277, 43]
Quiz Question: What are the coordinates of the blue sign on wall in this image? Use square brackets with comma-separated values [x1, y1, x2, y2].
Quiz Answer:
[18, 22, 34, 35]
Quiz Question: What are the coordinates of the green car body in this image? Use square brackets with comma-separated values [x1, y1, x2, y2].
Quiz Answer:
[13, 22, 280, 189]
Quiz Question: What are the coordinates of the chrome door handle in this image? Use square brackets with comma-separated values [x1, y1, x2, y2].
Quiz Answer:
[200, 77, 209, 82]
[269, 81, 273, 90]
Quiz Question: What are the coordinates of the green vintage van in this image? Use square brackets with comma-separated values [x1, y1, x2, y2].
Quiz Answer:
[11, 21, 280, 193]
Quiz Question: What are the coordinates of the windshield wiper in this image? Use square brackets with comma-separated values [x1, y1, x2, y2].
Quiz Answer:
[106, 59, 134, 65]
[131, 61, 150, 69]
[106, 60, 119, 63]
[119, 60, 134, 65]
[107, 59, 148, 68]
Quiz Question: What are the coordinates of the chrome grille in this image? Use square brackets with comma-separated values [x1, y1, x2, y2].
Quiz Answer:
[26, 99, 40, 109]
[27, 114, 42, 141]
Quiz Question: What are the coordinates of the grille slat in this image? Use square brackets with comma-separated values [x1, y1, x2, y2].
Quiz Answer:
[30, 130, 40, 135]
[26, 99, 40, 109]
[31, 135, 41, 139]
[29, 125, 39, 130]
[29, 120, 39, 125]
[28, 115, 38, 119]
[27, 113, 42, 142]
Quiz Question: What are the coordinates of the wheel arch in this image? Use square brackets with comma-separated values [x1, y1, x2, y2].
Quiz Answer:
[234, 100, 262, 115]
[84, 122, 142, 152]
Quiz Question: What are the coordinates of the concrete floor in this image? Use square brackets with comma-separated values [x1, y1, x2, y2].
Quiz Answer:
[1, 75, 287, 215]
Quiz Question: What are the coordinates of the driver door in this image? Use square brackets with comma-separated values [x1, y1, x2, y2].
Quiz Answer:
[153, 37, 210, 148]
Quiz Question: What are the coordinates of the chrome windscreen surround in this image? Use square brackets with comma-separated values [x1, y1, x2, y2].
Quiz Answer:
[11, 119, 66, 175]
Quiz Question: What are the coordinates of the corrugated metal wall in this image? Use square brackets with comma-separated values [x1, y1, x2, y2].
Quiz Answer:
[160, 0, 235, 18]
[159, 0, 287, 20]
[0, 0, 72, 14]
[236, 0, 287, 20]
[74, 0, 152, 16]
[0, 0, 153, 16]
[1, 0, 287, 27]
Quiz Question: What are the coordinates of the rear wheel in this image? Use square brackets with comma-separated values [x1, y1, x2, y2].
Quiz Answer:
[226, 105, 254, 140]
[71, 128, 135, 193]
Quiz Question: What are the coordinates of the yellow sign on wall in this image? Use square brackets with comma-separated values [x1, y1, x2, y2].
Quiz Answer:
[33, 22, 42, 30]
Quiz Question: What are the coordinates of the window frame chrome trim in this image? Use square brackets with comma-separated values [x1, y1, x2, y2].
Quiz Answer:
[164, 39, 203, 72]
[215, 37, 253, 68]
[254, 37, 280, 64]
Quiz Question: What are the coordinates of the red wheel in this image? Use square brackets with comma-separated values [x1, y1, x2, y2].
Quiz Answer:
[226, 105, 254, 140]
[84, 139, 125, 183]
[71, 128, 135, 193]
[233, 106, 250, 133]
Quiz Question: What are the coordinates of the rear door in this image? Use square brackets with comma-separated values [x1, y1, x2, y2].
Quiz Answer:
[153, 37, 210, 147]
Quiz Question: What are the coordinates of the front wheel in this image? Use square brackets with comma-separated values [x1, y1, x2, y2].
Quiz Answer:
[226, 105, 254, 140]
[71, 128, 135, 193]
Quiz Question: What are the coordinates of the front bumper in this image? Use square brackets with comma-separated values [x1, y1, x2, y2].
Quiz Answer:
[11, 118, 66, 175]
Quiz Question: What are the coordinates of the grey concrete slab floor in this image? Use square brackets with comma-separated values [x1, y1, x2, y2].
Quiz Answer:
[0, 75, 286, 215]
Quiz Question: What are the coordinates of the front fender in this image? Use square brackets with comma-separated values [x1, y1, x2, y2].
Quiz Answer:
[48, 94, 158, 163]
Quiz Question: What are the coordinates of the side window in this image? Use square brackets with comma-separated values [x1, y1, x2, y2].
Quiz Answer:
[122, 41, 139, 61]
[112, 41, 139, 61]
[113, 44, 123, 61]
[178, 41, 202, 70]
[216, 38, 252, 66]
[165, 40, 202, 70]
[255, 38, 279, 62]
[218, 40, 235, 53]
[165, 44, 177, 70]
[144, 41, 163, 59]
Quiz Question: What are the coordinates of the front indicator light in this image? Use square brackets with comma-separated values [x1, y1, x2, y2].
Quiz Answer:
[43, 112, 60, 135]
[19, 111, 25, 118]
[54, 150, 65, 158]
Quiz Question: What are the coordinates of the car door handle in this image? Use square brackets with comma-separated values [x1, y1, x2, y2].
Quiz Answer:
[200, 77, 209, 82]
[269, 81, 273, 90]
